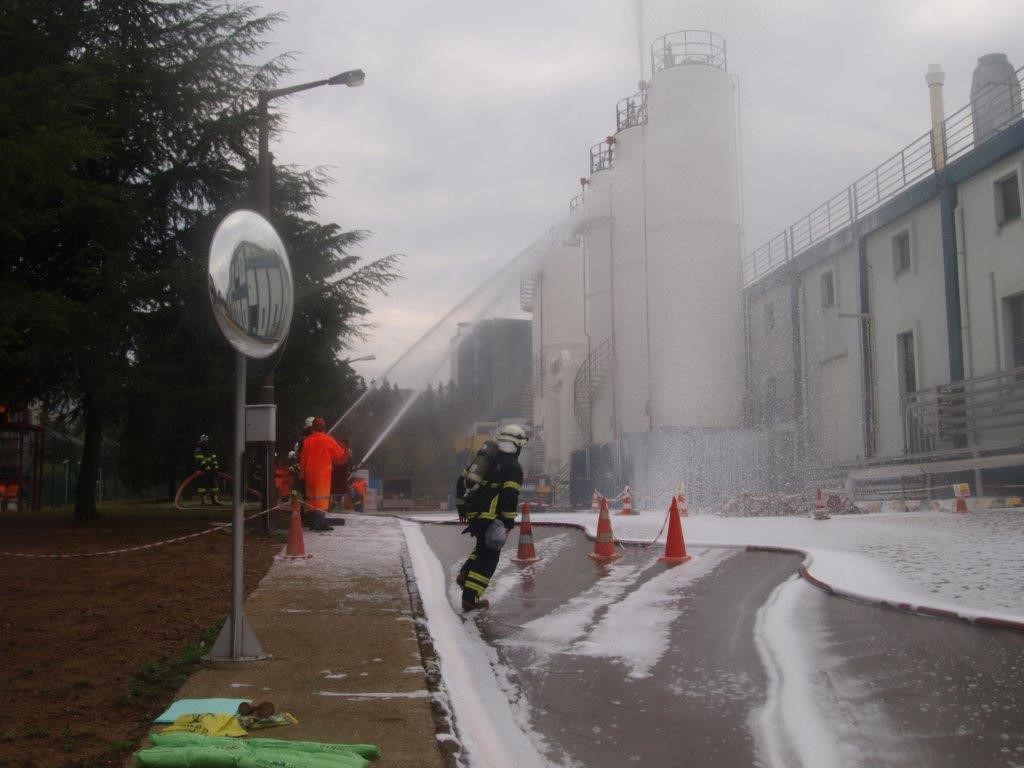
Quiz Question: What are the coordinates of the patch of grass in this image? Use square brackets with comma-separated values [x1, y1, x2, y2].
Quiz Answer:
[0, 731, 15, 743]
[118, 623, 223, 712]
[24, 725, 47, 740]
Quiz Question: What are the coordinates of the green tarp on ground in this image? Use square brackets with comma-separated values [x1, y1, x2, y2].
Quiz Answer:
[136, 732, 380, 768]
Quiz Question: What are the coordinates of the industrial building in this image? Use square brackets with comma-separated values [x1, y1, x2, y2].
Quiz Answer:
[450, 317, 532, 422]
[522, 31, 1024, 506]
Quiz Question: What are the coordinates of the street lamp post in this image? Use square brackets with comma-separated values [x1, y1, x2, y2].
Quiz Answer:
[255, 68, 365, 523]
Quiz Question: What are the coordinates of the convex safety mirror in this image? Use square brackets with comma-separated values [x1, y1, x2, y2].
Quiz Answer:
[208, 210, 294, 359]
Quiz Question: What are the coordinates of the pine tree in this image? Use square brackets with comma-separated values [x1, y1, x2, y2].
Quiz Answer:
[0, 1, 401, 519]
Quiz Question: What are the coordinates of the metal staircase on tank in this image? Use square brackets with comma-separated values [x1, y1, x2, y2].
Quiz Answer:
[550, 462, 572, 507]
[573, 338, 613, 439]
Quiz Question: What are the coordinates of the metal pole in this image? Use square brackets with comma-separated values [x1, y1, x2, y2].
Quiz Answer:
[231, 350, 246, 658]
[257, 95, 275, 533]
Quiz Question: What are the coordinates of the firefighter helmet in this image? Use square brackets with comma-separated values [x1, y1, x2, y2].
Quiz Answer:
[303, 416, 315, 429]
[198, 434, 209, 445]
[495, 424, 528, 453]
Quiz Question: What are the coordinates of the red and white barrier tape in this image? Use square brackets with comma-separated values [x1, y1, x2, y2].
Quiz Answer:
[0, 504, 288, 559]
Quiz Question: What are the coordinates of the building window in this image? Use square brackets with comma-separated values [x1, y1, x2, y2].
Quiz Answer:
[892, 230, 912, 277]
[897, 331, 917, 395]
[995, 172, 1021, 225]
[764, 302, 775, 336]
[820, 270, 835, 308]
[1009, 294, 1024, 368]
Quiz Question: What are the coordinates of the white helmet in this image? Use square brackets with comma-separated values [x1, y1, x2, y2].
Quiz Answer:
[303, 416, 315, 429]
[495, 424, 528, 453]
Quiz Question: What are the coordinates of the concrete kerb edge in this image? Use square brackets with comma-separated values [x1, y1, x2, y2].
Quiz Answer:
[394, 516, 1024, 635]
[398, 533, 464, 768]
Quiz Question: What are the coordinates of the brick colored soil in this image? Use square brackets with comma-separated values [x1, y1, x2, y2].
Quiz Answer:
[0, 505, 281, 768]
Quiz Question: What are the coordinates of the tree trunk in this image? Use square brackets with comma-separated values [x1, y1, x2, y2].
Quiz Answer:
[74, 403, 104, 523]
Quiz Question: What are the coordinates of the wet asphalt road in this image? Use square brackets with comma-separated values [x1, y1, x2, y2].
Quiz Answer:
[419, 522, 1024, 768]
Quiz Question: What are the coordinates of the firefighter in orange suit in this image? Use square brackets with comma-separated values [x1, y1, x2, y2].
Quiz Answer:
[299, 417, 349, 532]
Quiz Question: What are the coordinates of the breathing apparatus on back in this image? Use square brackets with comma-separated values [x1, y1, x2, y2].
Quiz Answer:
[464, 440, 500, 496]
[463, 425, 529, 497]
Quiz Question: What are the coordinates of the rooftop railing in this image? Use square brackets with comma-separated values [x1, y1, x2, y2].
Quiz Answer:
[616, 90, 648, 131]
[589, 139, 614, 175]
[569, 193, 584, 213]
[651, 30, 726, 75]
[743, 64, 1024, 286]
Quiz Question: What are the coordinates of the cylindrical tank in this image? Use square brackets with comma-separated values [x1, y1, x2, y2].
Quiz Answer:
[582, 141, 615, 445]
[611, 90, 650, 437]
[970, 53, 1021, 145]
[536, 238, 587, 472]
[644, 31, 744, 429]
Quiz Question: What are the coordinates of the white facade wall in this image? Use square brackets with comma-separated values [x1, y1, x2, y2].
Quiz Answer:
[611, 124, 651, 436]
[959, 147, 1024, 378]
[745, 280, 798, 427]
[798, 246, 863, 464]
[645, 61, 744, 429]
[866, 200, 948, 457]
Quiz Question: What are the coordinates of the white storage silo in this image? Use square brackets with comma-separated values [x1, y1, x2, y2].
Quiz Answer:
[538, 235, 587, 472]
[581, 140, 616, 445]
[644, 31, 744, 429]
[611, 89, 651, 437]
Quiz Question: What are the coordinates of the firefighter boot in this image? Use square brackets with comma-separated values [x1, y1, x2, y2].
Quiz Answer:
[211, 493, 223, 506]
[462, 597, 490, 612]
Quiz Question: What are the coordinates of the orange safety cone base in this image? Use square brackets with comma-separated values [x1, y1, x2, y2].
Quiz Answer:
[588, 551, 624, 562]
[659, 554, 692, 564]
[510, 555, 541, 565]
[279, 501, 312, 560]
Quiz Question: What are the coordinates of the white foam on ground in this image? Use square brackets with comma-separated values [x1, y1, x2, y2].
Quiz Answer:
[755, 575, 842, 768]
[416, 510, 1024, 619]
[573, 548, 734, 678]
[403, 521, 550, 768]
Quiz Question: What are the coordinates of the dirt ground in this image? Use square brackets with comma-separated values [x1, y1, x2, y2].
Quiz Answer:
[0, 503, 281, 768]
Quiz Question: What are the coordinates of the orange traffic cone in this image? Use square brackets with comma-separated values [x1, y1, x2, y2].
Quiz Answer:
[659, 496, 691, 564]
[588, 497, 623, 562]
[280, 497, 312, 559]
[591, 489, 600, 513]
[676, 485, 689, 517]
[510, 502, 540, 564]
[617, 486, 637, 516]
[813, 489, 830, 520]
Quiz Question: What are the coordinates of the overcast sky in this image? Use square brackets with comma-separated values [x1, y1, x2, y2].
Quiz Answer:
[255, 0, 1024, 383]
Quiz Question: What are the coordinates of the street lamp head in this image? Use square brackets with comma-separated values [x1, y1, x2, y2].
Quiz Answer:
[329, 69, 365, 87]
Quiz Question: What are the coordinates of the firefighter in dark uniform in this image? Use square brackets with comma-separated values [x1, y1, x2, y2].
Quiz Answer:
[455, 424, 528, 611]
[193, 434, 221, 506]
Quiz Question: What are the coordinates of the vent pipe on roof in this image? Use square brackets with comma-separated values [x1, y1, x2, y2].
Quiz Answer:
[926, 63, 946, 170]
[970, 53, 1022, 145]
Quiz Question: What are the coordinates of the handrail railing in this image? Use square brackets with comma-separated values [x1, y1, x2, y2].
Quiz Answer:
[651, 30, 726, 75]
[569, 193, 584, 213]
[902, 366, 1024, 454]
[589, 139, 614, 175]
[616, 90, 647, 131]
[573, 338, 613, 440]
[743, 64, 1024, 286]
[531, 350, 544, 400]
